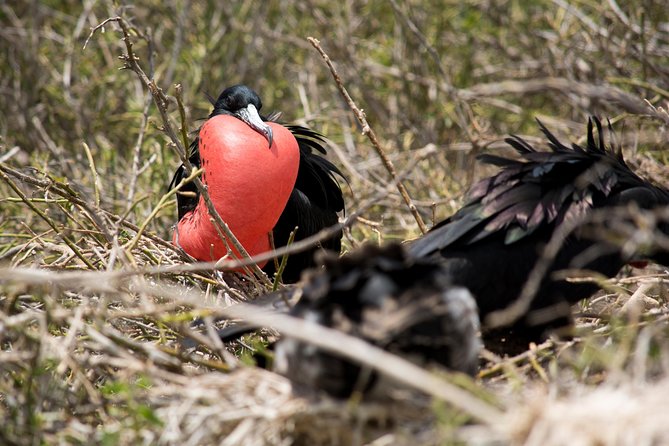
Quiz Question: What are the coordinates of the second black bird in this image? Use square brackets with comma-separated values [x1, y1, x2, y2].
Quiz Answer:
[410, 117, 669, 351]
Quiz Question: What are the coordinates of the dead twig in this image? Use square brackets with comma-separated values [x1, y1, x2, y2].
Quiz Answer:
[308, 37, 427, 234]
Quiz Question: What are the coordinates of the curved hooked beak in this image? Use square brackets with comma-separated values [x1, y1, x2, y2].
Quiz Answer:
[236, 103, 273, 148]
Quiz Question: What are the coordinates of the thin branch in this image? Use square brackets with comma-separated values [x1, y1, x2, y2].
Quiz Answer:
[308, 37, 427, 234]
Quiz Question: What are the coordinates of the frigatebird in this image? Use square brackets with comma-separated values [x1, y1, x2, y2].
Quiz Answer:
[409, 117, 669, 350]
[171, 85, 345, 283]
[273, 243, 481, 397]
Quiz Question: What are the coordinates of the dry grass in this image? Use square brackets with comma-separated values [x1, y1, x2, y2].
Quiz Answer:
[1, 1, 669, 444]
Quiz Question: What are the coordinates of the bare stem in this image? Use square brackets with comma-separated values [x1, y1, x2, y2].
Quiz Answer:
[308, 37, 427, 234]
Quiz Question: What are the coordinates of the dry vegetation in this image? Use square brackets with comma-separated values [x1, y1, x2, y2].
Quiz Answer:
[1, 1, 669, 444]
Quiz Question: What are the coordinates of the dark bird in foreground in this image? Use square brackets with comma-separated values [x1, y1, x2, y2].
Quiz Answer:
[409, 117, 669, 351]
[272, 243, 481, 398]
[171, 85, 345, 283]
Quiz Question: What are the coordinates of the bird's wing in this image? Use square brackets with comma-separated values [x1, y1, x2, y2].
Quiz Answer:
[286, 124, 346, 212]
[170, 137, 201, 220]
[410, 117, 662, 257]
[265, 124, 347, 282]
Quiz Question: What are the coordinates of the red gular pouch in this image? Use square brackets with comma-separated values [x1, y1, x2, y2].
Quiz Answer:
[174, 115, 300, 269]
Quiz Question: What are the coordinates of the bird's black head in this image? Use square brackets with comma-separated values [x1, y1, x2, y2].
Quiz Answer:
[211, 85, 273, 147]
[213, 85, 263, 114]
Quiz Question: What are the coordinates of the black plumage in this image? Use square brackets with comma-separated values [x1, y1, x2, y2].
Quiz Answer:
[264, 125, 345, 283]
[273, 243, 481, 398]
[409, 117, 669, 349]
[170, 85, 345, 283]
